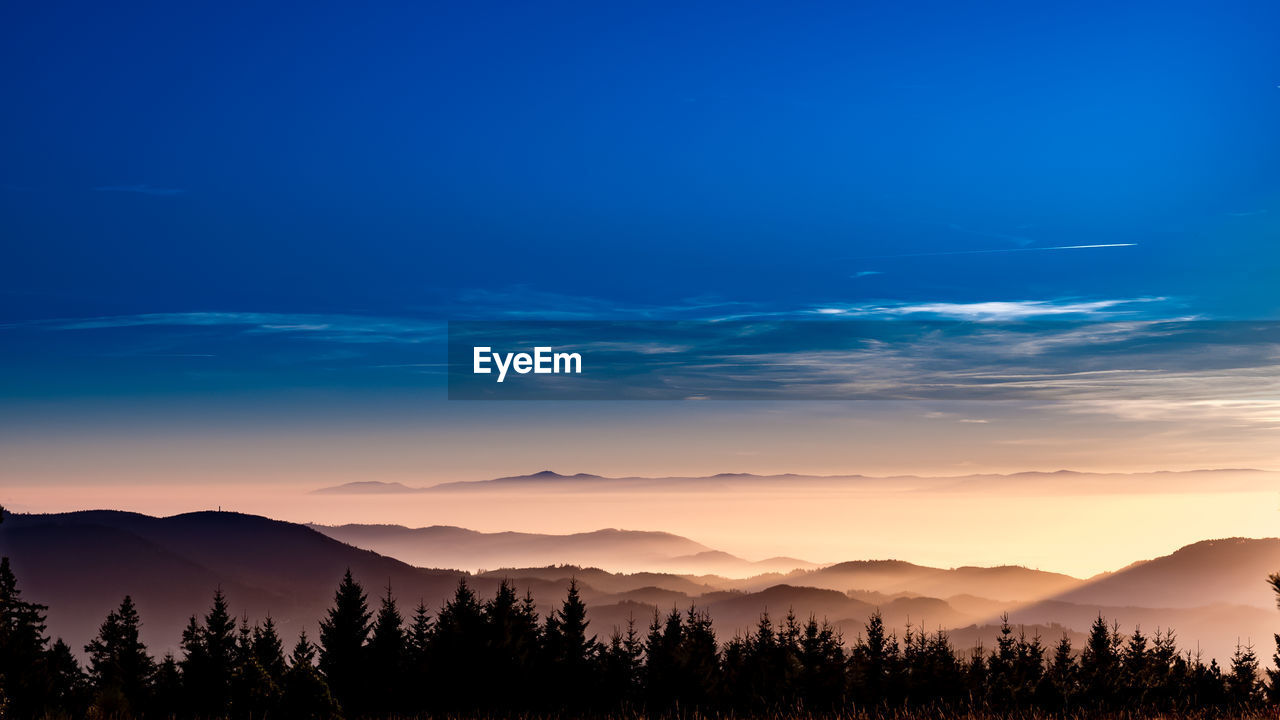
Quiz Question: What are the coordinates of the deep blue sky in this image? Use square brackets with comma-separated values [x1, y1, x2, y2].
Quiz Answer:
[4, 0, 1278, 322]
[2, 1, 1279, 483]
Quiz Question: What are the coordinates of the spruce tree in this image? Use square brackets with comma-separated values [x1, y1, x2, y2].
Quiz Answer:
[677, 605, 720, 708]
[0, 556, 51, 718]
[799, 615, 846, 710]
[603, 615, 644, 706]
[850, 610, 896, 706]
[1226, 641, 1261, 707]
[1266, 634, 1280, 705]
[318, 569, 372, 714]
[427, 577, 485, 709]
[366, 583, 407, 715]
[1046, 633, 1077, 709]
[231, 616, 281, 719]
[406, 600, 433, 709]
[151, 653, 183, 719]
[1078, 614, 1119, 707]
[180, 588, 236, 716]
[483, 580, 541, 708]
[284, 631, 341, 720]
[84, 595, 154, 717]
[45, 638, 89, 718]
[253, 616, 288, 684]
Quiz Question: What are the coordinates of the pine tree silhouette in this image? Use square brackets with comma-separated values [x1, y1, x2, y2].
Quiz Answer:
[428, 577, 485, 710]
[84, 595, 154, 717]
[1078, 614, 1120, 707]
[252, 617, 288, 684]
[1046, 633, 1077, 709]
[284, 631, 341, 720]
[1226, 640, 1261, 707]
[0, 555, 52, 718]
[231, 615, 281, 718]
[483, 579, 542, 709]
[545, 578, 598, 707]
[366, 582, 407, 715]
[43, 637, 89, 717]
[317, 569, 372, 714]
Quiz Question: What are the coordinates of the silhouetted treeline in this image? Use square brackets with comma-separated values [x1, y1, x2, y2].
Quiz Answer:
[3, 521, 1280, 718]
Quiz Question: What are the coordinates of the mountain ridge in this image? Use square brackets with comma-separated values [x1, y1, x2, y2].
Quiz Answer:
[312, 467, 1273, 494]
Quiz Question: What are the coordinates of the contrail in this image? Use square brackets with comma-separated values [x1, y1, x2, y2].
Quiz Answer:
[855, 243, 1136, 260]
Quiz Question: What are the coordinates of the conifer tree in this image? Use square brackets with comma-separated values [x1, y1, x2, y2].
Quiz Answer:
[544, 579, 599, 707]
[676, 605, 721, 708]
[253, 616, 288, 683]
[179, 588, 237, 716]
[0, 555, 52, 718]
[318, 569, 372, 714]
[1013, 627, 1045, 704]
[231, 616, 281, 718]
[799, 615, 846, 710]
[603, 614, 644, 706]
[1078, 614, 1119, 707]
[405, 600, 433, 708]
[428, 577, 485, 709]
[483, 580, 541, 708]
[1266, 634, 1280, 705]
[151, 653, 183, 718]
[1226, 640, 1261, 707]
[45, 638, 89, 718]
[284, 631, 341, 720]
[84, 595, 154, 717]
[1046, 633, 1077, 709]
[366, 582, 407, 715]
[850, 610, 896, 706]
[644, 607, 684, 708]
[1122, 625, 1151, 703]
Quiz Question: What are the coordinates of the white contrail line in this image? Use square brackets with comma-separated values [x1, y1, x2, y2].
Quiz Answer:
[855, 243, 1137, 259]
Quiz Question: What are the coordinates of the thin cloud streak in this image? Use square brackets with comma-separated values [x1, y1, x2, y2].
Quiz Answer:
[853, 243, 1137, 260]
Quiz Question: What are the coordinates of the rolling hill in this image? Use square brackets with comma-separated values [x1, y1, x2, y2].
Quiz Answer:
[4, 509, 1278, 666]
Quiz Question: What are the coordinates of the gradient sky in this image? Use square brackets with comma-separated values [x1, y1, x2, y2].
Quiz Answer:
[2, 1, 1280, 558]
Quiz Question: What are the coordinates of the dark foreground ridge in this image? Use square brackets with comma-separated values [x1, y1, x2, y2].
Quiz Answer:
[3, 507, 1280, 720]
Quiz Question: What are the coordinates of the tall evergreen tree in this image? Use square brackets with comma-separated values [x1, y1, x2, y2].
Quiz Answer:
[181, 588, 237, 716]
[849, 610, 897, 707]
[799, 615, 846, 710]
[1267, 634, 1280, 705]
[405, 600, 433, 709]
[231, 616, 281, 719]
[483, 580, 541, 708]
[45, 638, 89, 718]
[428, 577, 485, 709]
[1226, 641, 1261, 707]
[253, 616, 288, 684]
[644, 607, 684, 708]
[1078, 614, 1120, 707]
[366, 583, 407, 715]
[283, 631, 341, 720]
[0, 555, 52, 719]
[151, 653, 183, 719]
[602, 614, 644, 707]
[318, 569, 372, 714]
[84, 595, 154, 717]
[1045, 633, 1077, 709]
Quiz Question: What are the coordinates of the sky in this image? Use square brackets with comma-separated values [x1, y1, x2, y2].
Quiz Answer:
[2, 1, 1280, 569]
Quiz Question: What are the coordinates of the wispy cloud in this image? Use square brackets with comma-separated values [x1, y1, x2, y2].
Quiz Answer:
[48, 312, 442, 344]
[853, 243, 1137, 260]
[812, 298, 1161, 322]
[93, 184, 185, 196]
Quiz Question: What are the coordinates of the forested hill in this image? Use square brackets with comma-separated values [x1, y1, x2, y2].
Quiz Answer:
[4, 510, 1280, 668]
